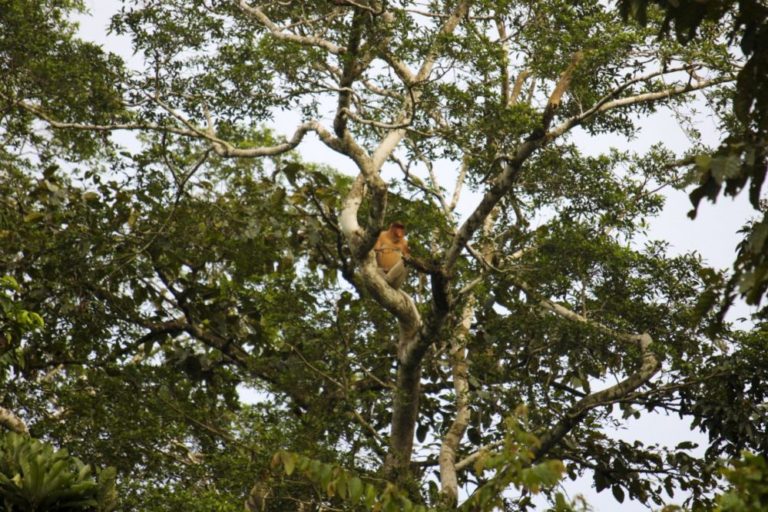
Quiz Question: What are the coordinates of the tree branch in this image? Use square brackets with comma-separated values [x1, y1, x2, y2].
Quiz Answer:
[455, 441, 503, 471]
[8, 95, 212, 141]
[237, 1, 345, 55]
[534, 351, 661, 460]
[370, 0, 471, 171]
[8, 93, 325, 159]
[509, 69, 531, 106]
[438, 299, 475, 506]
[548, 76, 733, 139]
[444, 68, 730, 273]
[448, 157, 469, 213]
[0, 405, 28, 434]
[214, 121, 326, 158]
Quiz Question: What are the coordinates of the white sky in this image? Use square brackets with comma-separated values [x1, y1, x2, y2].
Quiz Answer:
[72, 2, 757, 510]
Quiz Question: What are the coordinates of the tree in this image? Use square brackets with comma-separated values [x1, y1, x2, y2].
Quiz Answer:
[1, 0, 767, 510]
[619, 0, 768, 316]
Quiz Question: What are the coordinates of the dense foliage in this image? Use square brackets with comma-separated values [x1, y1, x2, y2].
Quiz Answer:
[716, 452, 768, 512]
[1, 0, 767, 510]
[0, 432, 117, 511]
[620, 0, 768, 316]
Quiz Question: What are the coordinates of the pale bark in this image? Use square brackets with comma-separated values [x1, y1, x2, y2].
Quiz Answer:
[438, 299, 475, 506]
[444, 66, 733, 274]
[455, 441, 503, 472]
[534, 350, 660, 460]
[533, 287, 652, 350]
[334, 2, 473, 485]
[448, 157, 470, 213]
[509, 69, 531, 106]
[237, 1, 345, 55]
[339, 171, 424, 482]
[0, 405, 28, 434]
[549, 76, 733, 139]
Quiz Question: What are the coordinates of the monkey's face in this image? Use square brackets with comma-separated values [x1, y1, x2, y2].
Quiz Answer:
[391, 226, 405, 239]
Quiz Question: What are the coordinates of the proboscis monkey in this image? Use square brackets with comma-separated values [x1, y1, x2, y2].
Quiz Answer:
[374, 222, 410, 289]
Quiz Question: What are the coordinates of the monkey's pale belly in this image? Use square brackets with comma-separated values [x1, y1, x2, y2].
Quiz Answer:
[377, 251, 402, 271]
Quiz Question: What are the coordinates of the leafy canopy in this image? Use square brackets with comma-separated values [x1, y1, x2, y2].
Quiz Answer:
[0, 0, 766, 511]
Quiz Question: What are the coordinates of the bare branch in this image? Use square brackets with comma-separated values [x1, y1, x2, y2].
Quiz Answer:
[146, 92, 223, 144]
[549, 75, 733, 139]
[342, 108, 413, 130]
[215, 121, 325, 158]
[588, 63, 707, 112]
[285, 341, 344, 389]
[237, 1, 345, 55]
[534, 351, 660, 460]
[458, 276, 484, 296]
[448, 157, 469, 212]
[391, 155, 438, 203]
[337, 0, 384, 15]
[7, 94, 331, 159]
[8, 96, 211, 140]
[541, 51, 585, 129]
[361, 78, 406, 100]
[534, 289, 652, 351]
[509, 69, 531, 106]
[371, 0, 471, 171]
[350, 409, 387, 455]
[455, 441, 503, 471]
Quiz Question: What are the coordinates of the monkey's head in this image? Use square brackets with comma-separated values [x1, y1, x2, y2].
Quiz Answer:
[389, 221, 406, 240]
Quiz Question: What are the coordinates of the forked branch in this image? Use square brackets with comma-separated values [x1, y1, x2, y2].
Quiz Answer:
[444, 62, 730, 273]
[549, 75, 733, 138]
[236, 1, 345, 55]
[8, 94, 333, 159]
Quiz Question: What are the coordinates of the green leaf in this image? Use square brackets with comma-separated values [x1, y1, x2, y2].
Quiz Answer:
[695, 154, 712, 172]
[348, 477, 363, 503]
[283, 453, 295, 476]
[710, 155, 741, 183]
[82, 191, 100, 202]
[282, 162, 303, 185]
[23, 212, 45, 223]
[365, 483, 377, 507]
[612, 485, 625, 504]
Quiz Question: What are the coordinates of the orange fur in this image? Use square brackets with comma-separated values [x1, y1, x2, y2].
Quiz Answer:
[374, 223, 410, 272]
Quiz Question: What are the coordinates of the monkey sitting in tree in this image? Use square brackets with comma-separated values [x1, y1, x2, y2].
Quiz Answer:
[374, 222, 410, 289]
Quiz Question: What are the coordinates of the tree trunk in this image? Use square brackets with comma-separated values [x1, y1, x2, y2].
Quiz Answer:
[383, 322, 422, 483]
[438, 299, 474, 506]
